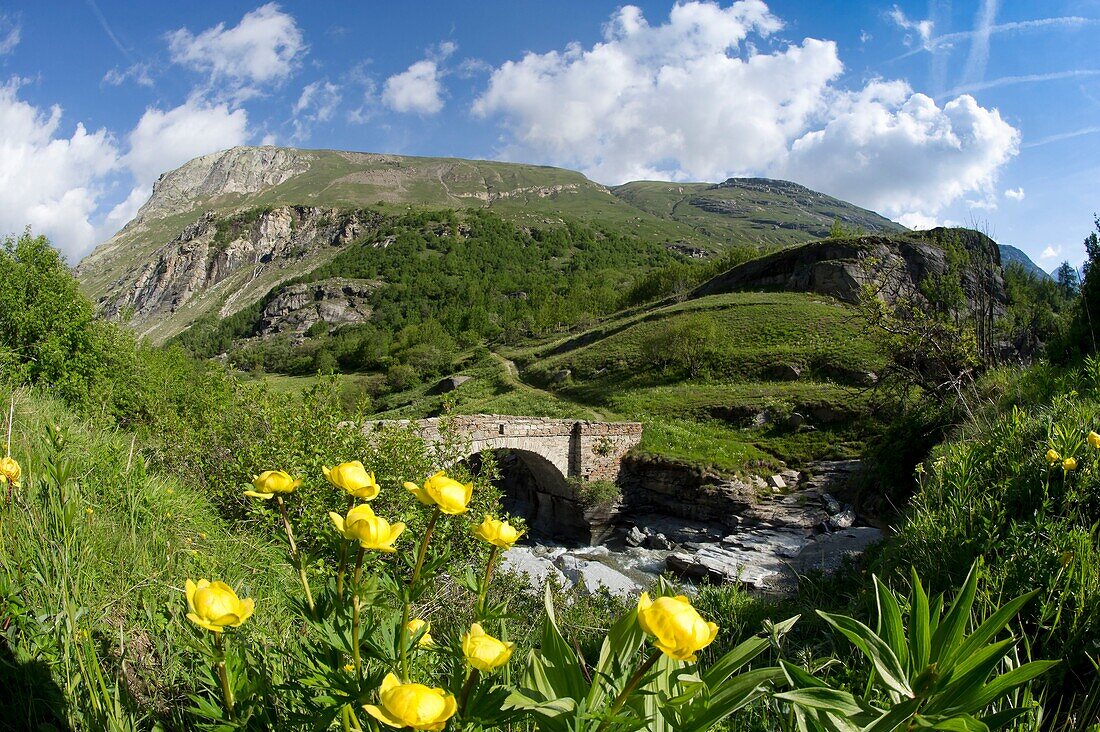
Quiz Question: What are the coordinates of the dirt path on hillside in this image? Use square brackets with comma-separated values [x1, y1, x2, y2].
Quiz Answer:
[488, 351, 609, 421]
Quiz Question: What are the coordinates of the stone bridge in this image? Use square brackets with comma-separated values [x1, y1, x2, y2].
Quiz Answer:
[366, 415, 643, 541]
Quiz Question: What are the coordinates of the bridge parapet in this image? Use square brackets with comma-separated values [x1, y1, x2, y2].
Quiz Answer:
[363, 414, 642, 483]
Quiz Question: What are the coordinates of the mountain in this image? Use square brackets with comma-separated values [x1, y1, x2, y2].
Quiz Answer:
[75, 145, 904, 342]
[612, 178, 906, 247]
[997, 244, 1051, 280]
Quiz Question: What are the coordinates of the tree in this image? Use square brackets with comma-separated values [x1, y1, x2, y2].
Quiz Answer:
[1055, 261, 1080, 299]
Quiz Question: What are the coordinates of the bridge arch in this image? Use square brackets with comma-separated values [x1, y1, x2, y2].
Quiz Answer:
[464, 447, 588, 541]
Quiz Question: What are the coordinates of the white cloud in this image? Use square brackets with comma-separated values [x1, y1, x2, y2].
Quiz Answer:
[473, 1, 1019, 222]
[897, 211, 947, 230]
[782, 91, 1019, 221]
[124, 98, 249, 188]
[0, 79, 119, 261]
[167, 3, 305, 99]
[887, 5, 934, 48]
[0, 14, 20, 55]
[103, 63, 154, 88]
[292, 80, 341, 140]
[1040, 245, 1062, 261]
[382, 44, 456, 115]
[382, 60, 446, 115]
[1004, 187, 1024, 201]
[474, 1, 837, 183]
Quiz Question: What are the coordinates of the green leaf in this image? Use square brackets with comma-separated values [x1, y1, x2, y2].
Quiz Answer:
[951, 591, 1038, 666]
[965, 661, 1060, 710]
[781, 659, 830, 689]
[924, 639, 1016, 715]
[921, 713, 990, 732]
[910, 568, 932, 674]
[681, 667, 786, 731]
[775, 688, 869, 717]
[702, 616, 797, 688]
[818, 611, 913, 697]
[931, 563, 978, 665]
[875, 577, 909, 672]
[859, 697, 924, 732]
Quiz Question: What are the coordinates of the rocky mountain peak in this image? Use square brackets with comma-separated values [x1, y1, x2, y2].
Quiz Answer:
[130, 146, 314, 227]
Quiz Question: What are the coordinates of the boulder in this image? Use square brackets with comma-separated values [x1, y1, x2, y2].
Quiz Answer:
[500, 547, 568, 590]
[767, 475, 787, 490]
[646, 533, 674, 551]
[770, 363, 802, 381]
[431, 375, 472, 394]
[555, 555, 642, 596]
[624, 526, 647, 547]
[826, 508, 856, 531]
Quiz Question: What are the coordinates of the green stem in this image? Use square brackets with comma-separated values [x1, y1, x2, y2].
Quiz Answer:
[214, 632, 236, 721]
[336, 541, 349, 597]
[457, 668, 480, 713]
[400, 507, 440, 678]
[412, 508, 440, 585]
[335, 496, 354, 597]
[352, 547, 365, 675]
[277, 496, 316, 616]
[594, 651, 660, 732]
[476, 546, 500, 618]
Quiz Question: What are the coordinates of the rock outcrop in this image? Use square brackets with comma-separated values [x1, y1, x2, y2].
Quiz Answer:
[100, 206, 379, 328]
[692, 228, 1006, 313]
[129, 146, 314, 227]
[257, 278, 380, 337]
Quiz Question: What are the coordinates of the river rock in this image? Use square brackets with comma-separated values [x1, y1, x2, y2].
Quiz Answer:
[555, 555, 642, 596]
[500, 547, 568, 590]
[625, 526, 646, 547]
[793, 527, 883, 575]
[646, 533, 674, 551]
[826, 508, 856, 531]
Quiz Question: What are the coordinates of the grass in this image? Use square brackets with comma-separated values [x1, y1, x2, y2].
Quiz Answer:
[0, 386, 298, 729]
[238, 291, 884, 474]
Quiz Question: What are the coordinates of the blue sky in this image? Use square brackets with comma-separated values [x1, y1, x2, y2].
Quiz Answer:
[0, 1, 1097, 268]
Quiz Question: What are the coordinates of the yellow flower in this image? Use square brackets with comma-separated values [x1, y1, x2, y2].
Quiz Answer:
[1089, 431, 1100, 450]
[322, 461, 380, 499]
[473, 515, 523, 550]
[343, 663, 355, 673]
[363, 673, 457, 731]
[1063, 457, 1078, 471]
[245, 470, 302, 500]
[329, 504, 405, 552]
[184, 579, 255, 633]
[403, 471, 473, 515]
[1046, 449, 1062, 465]
[85, 507, 94, 517]
[406, 618, 435, 647]
[0, 456, 21, 487]
[461, 622, 514, 672]
[637, 592, 718, 662]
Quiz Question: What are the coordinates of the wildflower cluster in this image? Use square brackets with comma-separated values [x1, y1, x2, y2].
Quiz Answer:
[176, 456, 1055, 731]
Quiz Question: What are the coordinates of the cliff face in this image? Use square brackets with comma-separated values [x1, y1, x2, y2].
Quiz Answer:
[131, 147, 314, 227]
[100, 206, 380, 337]
[257, 278, 380, 338]
[692, 228, 1006, 315]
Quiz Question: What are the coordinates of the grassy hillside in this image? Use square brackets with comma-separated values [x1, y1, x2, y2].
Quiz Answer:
[355, 291, 884, 473]
[76, 147, 907, 348]
[612, 178, 905, 248]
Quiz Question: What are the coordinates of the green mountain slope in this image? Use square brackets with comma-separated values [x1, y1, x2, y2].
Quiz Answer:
[75, 146, 905, 344]
[998, 243, 1051, 280]
[612, 177, 905, 248]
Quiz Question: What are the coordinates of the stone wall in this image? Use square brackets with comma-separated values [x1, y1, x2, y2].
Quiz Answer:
[366, 415, 643, 487]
